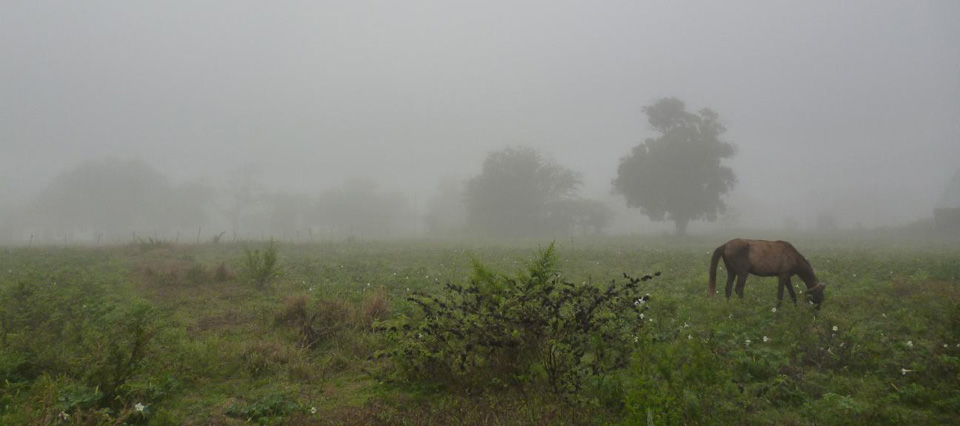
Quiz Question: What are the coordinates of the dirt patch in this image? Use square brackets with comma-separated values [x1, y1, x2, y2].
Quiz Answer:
[891, 278, 960, 301]
[189, 310, 244, 336]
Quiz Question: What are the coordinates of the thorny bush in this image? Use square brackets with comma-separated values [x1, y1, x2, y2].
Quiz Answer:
[378, 243, 659, 398]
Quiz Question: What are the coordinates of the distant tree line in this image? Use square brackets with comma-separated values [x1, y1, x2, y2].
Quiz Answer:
[0, 97, 742, 242]
[0, 159, 411, 243]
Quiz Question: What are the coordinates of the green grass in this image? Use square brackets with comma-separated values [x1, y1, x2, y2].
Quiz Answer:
[0, 236, 958, 424]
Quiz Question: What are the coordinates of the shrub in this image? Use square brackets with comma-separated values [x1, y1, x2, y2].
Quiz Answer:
[243, 240, 280, 288]
[84, 300, 163, 403]
[240, 340, 299, 377]
[184, 262, 207, 285]
[360, 285, 390, 328]
[276, 295, 355, 349]
[213, 261, 235, 282]
[379, 243, 657, 398]
[0, 270, 165, 416]
[226, 392, 301, 423]
[137, 237, 170, 251]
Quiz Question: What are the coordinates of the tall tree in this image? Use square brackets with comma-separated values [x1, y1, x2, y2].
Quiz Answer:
[613, 98, 736, 236]
[464, 146, 582, 236]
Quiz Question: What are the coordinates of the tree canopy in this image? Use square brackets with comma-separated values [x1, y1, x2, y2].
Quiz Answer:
[24, 158, 212, 237]
[315, 179, 406, 238]
[613, 98, 736, 236]
[464, 146, 585, 237]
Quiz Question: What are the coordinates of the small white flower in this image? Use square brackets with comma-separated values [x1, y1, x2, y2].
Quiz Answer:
[417, 333, 423, 339]
[944, 344, 949, 348]
[683, 322, 689, 328]
[134, 403, 146, 412]
[745, 339, 752, 346]
[639, 313, 645, 320]
[58, 412, 70, 421]
[634, 336, 639, 342]
[771, 307, 777, 313]
[901, 368, 912, 375]
[881, 313, 887, 318]
[762, 336, 770, 343]
[832, 326, 838, 332]
[310, 407, 317, 414]
[688, 334, 693, 340]
[906, 340, 913, 348]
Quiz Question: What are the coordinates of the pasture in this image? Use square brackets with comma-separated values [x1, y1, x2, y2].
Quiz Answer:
[0, 236, 958, 425]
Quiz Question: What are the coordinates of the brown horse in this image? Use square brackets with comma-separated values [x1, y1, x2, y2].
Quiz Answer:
[709, 238, 826, 307]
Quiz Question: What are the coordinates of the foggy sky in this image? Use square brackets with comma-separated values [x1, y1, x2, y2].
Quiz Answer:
[3, 1, 959, 230]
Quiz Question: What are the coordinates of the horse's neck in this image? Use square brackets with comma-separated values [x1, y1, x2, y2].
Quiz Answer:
[797, 264, 818, 288]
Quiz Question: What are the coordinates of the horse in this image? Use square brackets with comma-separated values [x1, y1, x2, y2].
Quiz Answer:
[708, 238, 826, 308]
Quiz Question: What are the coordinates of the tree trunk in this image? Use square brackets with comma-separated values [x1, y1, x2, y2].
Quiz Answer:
[674, 217, 689, 237]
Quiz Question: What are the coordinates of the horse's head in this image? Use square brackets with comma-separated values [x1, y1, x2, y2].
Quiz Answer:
[806, 282, 827, 306]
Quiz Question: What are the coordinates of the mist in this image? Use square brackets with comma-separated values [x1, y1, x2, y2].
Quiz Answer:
[2, 1, 959, 242]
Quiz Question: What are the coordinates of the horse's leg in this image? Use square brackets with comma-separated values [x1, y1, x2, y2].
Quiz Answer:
[735, 274, 747, 299]
[785, 276, 798, 304]
[777, 275, 786, 308]
[724, 270, 736, 299]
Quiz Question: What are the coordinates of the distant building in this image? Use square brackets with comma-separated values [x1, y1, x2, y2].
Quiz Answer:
[935, 170, 960, 236]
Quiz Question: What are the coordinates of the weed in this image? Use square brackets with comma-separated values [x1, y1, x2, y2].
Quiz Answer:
[276, 295, 355, 349]
[226, 392, 301, 422]
[213, 261, 235, 282]
[244, 240, 280, 288]
[359, 285, 390, 328]
[137, 237, 170, 251]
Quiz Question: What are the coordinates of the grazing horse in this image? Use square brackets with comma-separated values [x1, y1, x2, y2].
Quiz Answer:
[708, 238, 826, 308]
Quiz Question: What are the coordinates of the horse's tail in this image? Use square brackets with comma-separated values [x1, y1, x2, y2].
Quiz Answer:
[708, 244, 724, 296]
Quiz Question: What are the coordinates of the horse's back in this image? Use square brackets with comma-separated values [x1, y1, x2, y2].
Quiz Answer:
[732, 239, 801, 276]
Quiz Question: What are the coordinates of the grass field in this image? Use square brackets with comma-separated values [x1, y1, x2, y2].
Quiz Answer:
[1, 235, 958, 425]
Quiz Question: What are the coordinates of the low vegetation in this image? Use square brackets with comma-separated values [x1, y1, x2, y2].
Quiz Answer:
[0, 237, 957, 424]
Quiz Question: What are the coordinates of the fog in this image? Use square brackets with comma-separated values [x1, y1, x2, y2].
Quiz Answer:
[2, 1, 959, 241]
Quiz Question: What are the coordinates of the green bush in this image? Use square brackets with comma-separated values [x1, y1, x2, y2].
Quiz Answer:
[0, 267, 166, 418]
[380, 243, 657, 399]
[226, 391, 301, 423]
[244, 240, 280, 288]
[137, 236, 170, 251]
